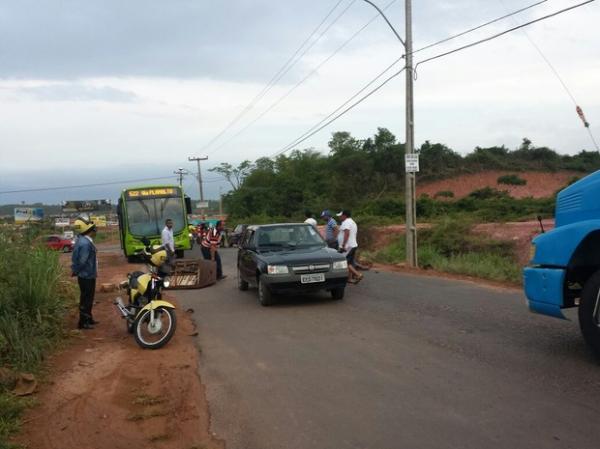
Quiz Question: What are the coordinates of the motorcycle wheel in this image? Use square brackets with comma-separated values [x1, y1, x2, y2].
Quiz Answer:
[133, 306, 177, 349]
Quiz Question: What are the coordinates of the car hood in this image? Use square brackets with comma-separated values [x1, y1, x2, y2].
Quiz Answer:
[258, 246, 344, 265]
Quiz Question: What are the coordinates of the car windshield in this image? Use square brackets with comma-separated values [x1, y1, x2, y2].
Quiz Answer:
[256, 225, 325, 251]
[126, 197, 185, 236]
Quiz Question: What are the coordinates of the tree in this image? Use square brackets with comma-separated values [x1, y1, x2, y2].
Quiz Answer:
[209, 160, 254, 191]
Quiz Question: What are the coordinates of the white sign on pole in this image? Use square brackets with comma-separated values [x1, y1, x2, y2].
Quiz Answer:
[405, 154, 420, 173]
[196, 201, 209, 209]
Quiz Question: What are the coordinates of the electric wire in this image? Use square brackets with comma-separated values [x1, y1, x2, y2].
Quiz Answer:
[269, 0, 594, 158]
[207, 0, 398, 156]
[414, 0, 596, 72]
[271, 67, 406, 158]
[411, 0, 549, 56]
[199, 0, 351, 154]
[498, 0, 600, 151]
[0, 176, 225, 195]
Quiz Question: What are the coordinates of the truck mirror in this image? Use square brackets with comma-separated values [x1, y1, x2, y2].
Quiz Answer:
[185, 197, 192, 214]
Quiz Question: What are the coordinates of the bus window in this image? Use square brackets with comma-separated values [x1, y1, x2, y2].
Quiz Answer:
[127, 198, 159, 236]
[156, 197, 185, 234]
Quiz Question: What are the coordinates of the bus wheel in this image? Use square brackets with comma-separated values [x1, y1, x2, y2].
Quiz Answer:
[578, 270, 600, 356]
[176, 249, 184, 259]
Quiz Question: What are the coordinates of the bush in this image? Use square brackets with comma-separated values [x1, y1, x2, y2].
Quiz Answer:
[434, 190, 454, 198]
[0, 228, 75, 448]
[497, 174, 527, 186]
[468, 187, 510, 200]
[369, 218, 521, 283]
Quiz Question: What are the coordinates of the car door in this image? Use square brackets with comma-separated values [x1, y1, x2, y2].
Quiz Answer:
[239, 230, 258, 282]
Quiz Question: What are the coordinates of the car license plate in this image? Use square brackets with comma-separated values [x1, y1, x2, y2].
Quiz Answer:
[300, 273, 325, 284]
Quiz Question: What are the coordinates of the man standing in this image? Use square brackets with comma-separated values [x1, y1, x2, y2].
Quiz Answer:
[320, 210, 338, 249]
[336, 210, 363, 284]
[304, 210, 317, 228]
[201, 220, 226, 280]
[71, 218, 98, 330]
[161, 218, 175, 260]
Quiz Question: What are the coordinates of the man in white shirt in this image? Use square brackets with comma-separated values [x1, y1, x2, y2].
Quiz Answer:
[161, 218, 175, 257]
[304, 210, 317, 228]
[336, 210, 363, 284]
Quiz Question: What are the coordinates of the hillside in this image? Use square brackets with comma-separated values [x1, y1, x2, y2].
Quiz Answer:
[417, 170, 581, 199]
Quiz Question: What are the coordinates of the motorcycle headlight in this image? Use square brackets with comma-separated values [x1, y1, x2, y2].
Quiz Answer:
[163, 280, 170, 288]
[267, 265, 289, 275]
[333, 260, 348, 270]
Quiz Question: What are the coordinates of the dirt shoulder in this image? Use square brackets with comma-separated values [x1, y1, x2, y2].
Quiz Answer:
[16, 246, 223, 449]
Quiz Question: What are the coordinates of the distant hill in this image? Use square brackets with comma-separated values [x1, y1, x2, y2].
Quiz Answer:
[417, 170, 581, 199]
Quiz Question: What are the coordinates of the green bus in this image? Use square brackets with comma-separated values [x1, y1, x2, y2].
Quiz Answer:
[117, 185, 192, 260]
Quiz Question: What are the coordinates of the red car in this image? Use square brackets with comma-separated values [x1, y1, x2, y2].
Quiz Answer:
[45, 235, 75, 252]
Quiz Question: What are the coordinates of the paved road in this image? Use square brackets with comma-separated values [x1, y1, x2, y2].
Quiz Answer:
[175, 248, 600, 449]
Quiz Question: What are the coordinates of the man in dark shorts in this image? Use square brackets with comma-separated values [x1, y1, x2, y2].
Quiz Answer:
[336, 210, 363, 284]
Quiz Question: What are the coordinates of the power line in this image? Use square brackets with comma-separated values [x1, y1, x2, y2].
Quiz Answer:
[199, 0, 351, 154]
[271, 67, 406, 158]
[498, 0, 599, 151]
[273, 56, 405, 156]
[411, 0, 549, 56]
[268, 0, 593, 158]
[207, 0, 398, 156]
[414, 0, 596, 72]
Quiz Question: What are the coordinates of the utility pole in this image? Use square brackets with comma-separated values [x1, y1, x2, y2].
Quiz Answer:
[219, 187, 223, 218]
[404, 0, 417, 267]
[174, 167, 189, 187]
[361, 0, 417, 267]
[188, 156, 208, 202]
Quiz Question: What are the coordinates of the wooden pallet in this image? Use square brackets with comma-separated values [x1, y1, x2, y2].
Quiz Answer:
[166, 259, 217, 290]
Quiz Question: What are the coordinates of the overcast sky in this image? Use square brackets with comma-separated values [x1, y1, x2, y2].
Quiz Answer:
[0, 0, 598, 204]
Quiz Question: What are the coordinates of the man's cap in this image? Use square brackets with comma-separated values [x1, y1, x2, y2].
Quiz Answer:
[336, 210, 351, 217]
[320, 209, 332, 218]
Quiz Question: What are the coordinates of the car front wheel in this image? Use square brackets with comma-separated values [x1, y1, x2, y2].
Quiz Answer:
[258, 277, 274, 307]
[237, 267, 248, 291]
[331, 287, 345, 300]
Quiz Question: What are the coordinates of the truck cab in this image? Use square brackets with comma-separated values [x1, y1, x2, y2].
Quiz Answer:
[524, 170, 600, 354]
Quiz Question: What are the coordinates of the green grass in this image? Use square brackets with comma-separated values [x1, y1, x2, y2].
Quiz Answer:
[367, 219, 522, 284]
[0, 228, 75, 448]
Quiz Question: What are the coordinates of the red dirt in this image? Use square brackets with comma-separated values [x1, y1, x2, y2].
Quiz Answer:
[418, 170, 580, 199]
[15, 245, 223, 449]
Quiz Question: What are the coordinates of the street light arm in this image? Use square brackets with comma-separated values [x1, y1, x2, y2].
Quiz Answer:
[361, 0, 405, 47]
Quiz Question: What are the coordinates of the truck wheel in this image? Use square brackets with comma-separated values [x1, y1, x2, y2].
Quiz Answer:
[578, 270, 600, 356]
[258, 277, 274, 307]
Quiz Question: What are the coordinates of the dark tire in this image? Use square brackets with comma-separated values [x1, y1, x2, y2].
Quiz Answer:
[127, 255, 137, 263]
[331, 287, 345, 300]
[127, 320, 134, 334]
[578, 270, 600, 356]
[175, 249, 184, 259]
[133, 306, 177, 349]
[258, 277, 274, 307]
[237, 267, 248, 291]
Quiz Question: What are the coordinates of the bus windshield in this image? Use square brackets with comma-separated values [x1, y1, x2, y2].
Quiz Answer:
[126, 196, 185, 236]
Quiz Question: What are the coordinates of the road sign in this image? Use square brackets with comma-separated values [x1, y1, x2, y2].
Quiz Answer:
[405, 154, 420, 173]
[196, 201, 209, 209]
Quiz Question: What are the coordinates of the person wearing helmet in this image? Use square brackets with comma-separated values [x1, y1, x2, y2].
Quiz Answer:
[71, 217, 98, 330]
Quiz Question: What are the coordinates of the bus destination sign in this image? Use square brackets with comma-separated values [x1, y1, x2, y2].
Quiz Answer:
[126, 187, 180, 199]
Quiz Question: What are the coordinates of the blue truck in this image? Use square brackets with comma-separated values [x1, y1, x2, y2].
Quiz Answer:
[524, 170, 600, 355]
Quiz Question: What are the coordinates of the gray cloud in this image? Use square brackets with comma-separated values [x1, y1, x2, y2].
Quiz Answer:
[16, 84, 139, 102]
[0, 0, 521, 81]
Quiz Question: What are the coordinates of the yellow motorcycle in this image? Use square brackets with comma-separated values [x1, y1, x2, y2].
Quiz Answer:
[114, 239, 177, 349]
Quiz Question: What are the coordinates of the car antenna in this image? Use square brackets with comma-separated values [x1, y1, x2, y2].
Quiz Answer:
[537, 215, 545, 234]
